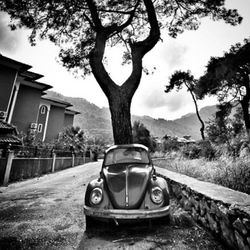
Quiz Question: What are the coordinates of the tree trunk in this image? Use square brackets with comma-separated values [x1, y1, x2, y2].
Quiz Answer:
[109, 90, 133, 145]
[188, 85, 205, 140]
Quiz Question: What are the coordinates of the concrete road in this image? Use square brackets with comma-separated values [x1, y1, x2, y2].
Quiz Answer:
[0, 161, 225, 249]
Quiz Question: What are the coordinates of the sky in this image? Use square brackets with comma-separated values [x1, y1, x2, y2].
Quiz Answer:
[0, 0, 250, 120]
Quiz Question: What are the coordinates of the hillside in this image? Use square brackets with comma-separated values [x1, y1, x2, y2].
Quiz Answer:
[45, 91, 217, 142]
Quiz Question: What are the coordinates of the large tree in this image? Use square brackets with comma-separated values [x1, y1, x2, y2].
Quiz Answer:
[197, 38, 250, 141]
[165, 70, 205, 140]
[0, 0, 242, 144]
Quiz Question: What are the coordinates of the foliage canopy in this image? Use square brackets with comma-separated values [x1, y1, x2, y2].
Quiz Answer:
[1, 0, 242, 75]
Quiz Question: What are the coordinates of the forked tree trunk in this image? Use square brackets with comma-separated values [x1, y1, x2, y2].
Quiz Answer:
[88, 0, 160, 145]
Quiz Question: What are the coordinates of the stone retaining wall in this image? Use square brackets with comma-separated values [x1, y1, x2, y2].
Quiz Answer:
[156, 167, 250, 250]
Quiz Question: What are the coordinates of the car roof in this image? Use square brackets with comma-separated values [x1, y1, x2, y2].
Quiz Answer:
[105, 144, 149, 154]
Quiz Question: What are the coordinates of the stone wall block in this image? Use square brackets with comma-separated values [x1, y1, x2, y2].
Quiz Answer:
[210, 200, 219, 214]
[235, 230, 250, 250]
[181, 189, 189, 198]
[217, 203, 228, 216]
[199, 215, 208, 228]
[220, 219, 237, 249]
[207, 212, 219, 234]
[193, 198, 200, 211]
[171, 183, 182, 199]
[243, 219, 250, 231]
[182, 197, 192, 211]
[200, 199, 207, 217]
[247, 237, 250, 246]
[233, 218, 248, 235]
[189, 196, 196, 207]
[192, 207, 199, 221]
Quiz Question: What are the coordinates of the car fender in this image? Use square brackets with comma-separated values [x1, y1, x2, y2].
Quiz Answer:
[85, 178, 113, 209]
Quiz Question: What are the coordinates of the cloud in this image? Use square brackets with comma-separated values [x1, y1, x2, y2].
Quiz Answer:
[0, 12, 21, 53]
[159, 39, 188, 70]
[139, 86, 190, 112]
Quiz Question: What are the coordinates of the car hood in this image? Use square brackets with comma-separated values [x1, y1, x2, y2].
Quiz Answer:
[103, 163, 153, 209]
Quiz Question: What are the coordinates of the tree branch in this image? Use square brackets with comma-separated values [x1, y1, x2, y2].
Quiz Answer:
[105, 0, 141, 38]
[85, 0, 102, 30]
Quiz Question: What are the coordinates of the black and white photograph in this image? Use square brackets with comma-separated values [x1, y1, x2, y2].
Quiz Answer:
[0, 0, 250, 249]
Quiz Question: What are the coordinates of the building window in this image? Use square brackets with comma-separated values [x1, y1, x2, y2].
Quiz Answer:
[38, 124, 43, 133]
[40, 105, 46, 114]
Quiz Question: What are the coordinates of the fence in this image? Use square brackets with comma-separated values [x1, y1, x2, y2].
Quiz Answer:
[0, 146, 94, 186]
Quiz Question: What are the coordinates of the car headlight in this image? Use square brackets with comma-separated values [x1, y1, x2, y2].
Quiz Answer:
[150, 186, 163, 204]
[90, 187, 103, 205]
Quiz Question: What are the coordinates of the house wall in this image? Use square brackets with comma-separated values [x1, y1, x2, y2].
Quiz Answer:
[45, 105, 65, 141]
[64, 113, 74, 128]
[11, 85, 41, 133]
[0, 65, 16, 112]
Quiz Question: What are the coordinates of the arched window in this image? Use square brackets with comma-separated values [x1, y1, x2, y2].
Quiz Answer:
[40, 105, 47, 114]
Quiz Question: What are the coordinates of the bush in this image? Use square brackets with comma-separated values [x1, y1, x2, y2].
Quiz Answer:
[214, 159, 250, 194]
[181, 140, 216, 160]
[181, 143, 201, 159]
[197, 140, 216, 160]
[163, 137, 180, 152]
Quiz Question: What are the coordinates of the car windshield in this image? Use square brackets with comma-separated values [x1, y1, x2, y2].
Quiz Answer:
[104, 147, 150, 165]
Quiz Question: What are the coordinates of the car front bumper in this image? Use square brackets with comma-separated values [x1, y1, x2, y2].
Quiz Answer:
[84, 205, 170, 220]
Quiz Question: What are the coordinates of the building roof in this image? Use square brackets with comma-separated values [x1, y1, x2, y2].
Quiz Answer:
[20, 80, 52, 91]
[20, 70, 44, 81]
[0, 135, 22, 145]
[65, 108, 81, 115]
[0, 120, 17, 133]
[41, 96, 73, 108]
[0, 54, 31, 72]
[0, 120, 22, 146]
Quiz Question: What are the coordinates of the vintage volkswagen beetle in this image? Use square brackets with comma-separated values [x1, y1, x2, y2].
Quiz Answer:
[84, 144, 170, 227]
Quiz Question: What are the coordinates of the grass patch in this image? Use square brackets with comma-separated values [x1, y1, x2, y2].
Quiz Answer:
[153, 156, 250, 194]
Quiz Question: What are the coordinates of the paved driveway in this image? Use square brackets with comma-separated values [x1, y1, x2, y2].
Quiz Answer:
[0, 161, 225, 249]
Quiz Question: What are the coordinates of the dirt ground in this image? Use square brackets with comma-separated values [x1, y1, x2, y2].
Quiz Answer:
[0, 161, 225, 249]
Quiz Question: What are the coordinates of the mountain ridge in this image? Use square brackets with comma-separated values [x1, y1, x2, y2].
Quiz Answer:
[45, 91, 217, 142]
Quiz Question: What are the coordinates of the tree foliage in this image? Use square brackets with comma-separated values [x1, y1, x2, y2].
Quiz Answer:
[165, 70, 205, 140]
[132, 120, 156, 151]
[205, 103, 245, 148]
[54, 126, 86, 152]
[197, 38, 250, 141]
[0, 0, 242, 144]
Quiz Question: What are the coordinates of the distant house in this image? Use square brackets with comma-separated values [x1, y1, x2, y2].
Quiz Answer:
[37, 96, 80, 141]
[0, 55, 80, 143]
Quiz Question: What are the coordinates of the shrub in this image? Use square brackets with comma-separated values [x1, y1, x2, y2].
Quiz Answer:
[181, 143, 201, 159]
[214, 159, 250, 194]
[197, 140, 216, 160]
[163, 137, 180, 152]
